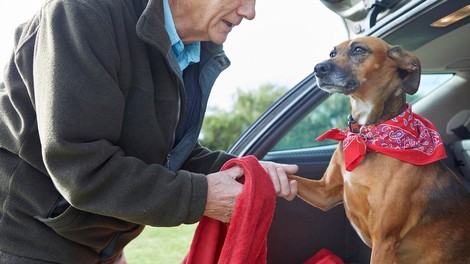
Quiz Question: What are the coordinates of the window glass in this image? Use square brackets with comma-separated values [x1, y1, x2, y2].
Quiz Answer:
[271, 73, 454, 151]
[272, 93, 349, 151]
[407, 74, 453, 103]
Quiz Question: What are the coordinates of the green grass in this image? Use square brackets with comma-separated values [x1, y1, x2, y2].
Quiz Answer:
[125, 224, 197, 264]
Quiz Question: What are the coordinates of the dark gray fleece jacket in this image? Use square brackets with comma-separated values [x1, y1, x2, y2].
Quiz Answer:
[0, 0, 234, 262]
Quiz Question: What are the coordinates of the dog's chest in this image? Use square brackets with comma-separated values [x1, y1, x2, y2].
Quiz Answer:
[342, 170, 374, 246]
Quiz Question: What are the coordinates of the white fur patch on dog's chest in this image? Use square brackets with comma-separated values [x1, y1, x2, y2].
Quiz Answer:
[343, 171, 352, 186]
[343, 171, 372, 247]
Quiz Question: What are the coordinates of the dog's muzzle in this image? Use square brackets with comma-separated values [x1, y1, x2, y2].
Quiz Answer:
[314, 61, 359, 93]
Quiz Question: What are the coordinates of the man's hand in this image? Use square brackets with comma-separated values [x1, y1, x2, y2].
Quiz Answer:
[259, 161, 298, 201]
[203, 161, 298, 223]
[204, 166, 244, 223]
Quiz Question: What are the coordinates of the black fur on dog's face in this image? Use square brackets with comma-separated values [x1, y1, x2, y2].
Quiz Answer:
[313, 36, 421, 97]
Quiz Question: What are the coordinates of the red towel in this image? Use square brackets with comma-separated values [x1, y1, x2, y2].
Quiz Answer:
[303, 248, 344, 264]
[182, 155, 276, 264]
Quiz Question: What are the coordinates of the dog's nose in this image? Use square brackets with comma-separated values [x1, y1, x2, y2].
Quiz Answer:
[314, 62, 330, 78]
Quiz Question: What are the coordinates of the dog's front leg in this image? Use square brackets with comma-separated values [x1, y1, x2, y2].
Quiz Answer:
[287, 144, 344, 211]
[370, 236, 399, 264]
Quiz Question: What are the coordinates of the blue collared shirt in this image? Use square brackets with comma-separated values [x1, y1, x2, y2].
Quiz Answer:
[163, 0, 200, 71]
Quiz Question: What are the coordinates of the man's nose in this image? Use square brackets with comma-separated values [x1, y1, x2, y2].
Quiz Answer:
[238, 0, 256, 20]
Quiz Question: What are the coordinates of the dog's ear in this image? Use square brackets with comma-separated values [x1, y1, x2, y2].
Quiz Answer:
[387, 46, 421, 95]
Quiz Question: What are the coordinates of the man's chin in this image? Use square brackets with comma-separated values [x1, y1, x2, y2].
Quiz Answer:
[209, 29, 230, 45]
[211, 36, 228, 45]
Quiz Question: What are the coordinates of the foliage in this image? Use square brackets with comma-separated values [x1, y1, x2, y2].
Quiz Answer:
[272, 93, 350, 151]
[200, 83, 288, 151]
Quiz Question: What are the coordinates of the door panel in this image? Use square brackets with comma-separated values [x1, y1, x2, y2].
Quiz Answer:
[263, 149, 371, 264]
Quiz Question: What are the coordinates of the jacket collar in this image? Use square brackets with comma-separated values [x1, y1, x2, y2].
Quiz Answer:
[134, 0, 226, 73]
[135, 0, 171, 54]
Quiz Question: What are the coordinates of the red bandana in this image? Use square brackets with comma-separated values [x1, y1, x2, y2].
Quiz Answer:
[317, 103, 447, 171]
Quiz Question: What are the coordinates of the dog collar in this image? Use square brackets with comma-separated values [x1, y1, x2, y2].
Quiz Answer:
[347, 114, 376, 135]
[317, 103, 447, 171]
[347, 114, 360, 132]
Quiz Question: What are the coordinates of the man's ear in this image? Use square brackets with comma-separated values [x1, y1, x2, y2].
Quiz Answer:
[387, 46, 421, 95]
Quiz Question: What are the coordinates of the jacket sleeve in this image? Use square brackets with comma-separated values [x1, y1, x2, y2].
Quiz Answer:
[34, 0, 206, 226]
[181, 142, 237, 174]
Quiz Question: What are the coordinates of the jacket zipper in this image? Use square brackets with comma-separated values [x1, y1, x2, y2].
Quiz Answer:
[165, 153, 171, 169]
[165, 58, 183, 170]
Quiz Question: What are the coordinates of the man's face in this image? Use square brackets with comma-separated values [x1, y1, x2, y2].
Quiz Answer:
[176, 0, 256, 44]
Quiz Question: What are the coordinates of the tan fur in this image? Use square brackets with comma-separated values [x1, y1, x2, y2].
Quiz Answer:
[288, 37, 470, 264]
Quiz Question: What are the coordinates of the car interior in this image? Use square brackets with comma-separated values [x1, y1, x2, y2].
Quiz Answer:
[228, 0, 470, 263]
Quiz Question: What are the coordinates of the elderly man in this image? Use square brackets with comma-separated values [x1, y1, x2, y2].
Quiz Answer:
[0, 0, 298, 263]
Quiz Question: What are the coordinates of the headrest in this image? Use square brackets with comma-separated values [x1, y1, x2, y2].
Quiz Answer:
[447, 110, 470, 139]
[451, 140, 470, 185]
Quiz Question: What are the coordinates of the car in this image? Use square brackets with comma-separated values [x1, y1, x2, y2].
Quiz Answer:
[227, 0, 470, 263]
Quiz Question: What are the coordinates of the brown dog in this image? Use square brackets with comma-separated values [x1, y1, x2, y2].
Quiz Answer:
[288, 36, 470, 264]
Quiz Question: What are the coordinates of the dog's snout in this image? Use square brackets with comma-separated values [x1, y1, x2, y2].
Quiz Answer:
[314, 62, 331, 78]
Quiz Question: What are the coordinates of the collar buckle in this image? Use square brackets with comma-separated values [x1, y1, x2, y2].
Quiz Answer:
[348, 114, 362, 133]
[348, 114, 374, 139]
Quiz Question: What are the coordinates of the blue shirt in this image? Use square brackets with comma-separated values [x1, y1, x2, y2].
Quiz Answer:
[163, 0, 201, 70]
[163, 0, 202, 148]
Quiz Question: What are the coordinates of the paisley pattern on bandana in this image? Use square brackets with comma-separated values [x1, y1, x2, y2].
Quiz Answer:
[317, 103, 447, 171]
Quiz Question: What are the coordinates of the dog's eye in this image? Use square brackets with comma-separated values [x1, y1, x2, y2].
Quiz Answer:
[329, 51, 337, 58]
[351, 46, 367, 55]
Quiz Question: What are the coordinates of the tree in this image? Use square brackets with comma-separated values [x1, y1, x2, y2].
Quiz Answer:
[200, 83, 287, 151]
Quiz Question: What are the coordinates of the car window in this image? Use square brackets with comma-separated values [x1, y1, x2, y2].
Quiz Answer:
[407, 74, 453, 103]
[271, 73, 454, 151]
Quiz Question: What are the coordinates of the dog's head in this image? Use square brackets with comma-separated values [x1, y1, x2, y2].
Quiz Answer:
[314, 36, 421, 98]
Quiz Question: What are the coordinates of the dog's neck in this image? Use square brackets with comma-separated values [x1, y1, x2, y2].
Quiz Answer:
[349, 96, 407, 125]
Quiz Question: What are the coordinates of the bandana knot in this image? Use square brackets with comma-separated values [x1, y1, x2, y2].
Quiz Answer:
[317, 103, 447, 171]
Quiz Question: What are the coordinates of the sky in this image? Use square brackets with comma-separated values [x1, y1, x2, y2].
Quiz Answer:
[0, 0, 347, 110]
